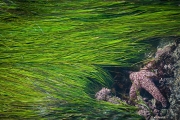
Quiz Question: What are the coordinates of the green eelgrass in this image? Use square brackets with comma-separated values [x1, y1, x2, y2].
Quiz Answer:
[1, 0, 180, 119]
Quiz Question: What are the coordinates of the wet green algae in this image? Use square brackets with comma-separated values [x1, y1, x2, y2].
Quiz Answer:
[0, 0, 180, 119]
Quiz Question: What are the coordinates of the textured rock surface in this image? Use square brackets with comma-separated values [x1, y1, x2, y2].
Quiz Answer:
[95, 87, 123, 104]
[138, 40, 180, 120]
[95, 87, 111, 101]
[163, 43, 180, 120]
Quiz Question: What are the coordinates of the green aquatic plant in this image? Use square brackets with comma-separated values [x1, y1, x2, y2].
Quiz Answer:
[0, 0, 180, 119]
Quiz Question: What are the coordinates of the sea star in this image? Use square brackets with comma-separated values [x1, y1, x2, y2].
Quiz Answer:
[129, 64, 167, 108]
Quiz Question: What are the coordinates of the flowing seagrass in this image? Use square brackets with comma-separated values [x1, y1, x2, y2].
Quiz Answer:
[1, 0, 180, 119]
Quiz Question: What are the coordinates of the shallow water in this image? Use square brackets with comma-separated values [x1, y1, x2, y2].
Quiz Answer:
[0, 0, 180, 119]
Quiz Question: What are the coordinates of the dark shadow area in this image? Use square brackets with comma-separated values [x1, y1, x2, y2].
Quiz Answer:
[104, 67, 132, 100]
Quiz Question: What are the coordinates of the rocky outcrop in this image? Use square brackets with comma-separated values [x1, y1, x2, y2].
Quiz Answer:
[163, 42, 180, 120]
[135, 40, 180, 120]
[95, 39, 180, 120]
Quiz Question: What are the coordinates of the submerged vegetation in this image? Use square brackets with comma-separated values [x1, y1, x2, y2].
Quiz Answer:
[0, 0, 180, 119]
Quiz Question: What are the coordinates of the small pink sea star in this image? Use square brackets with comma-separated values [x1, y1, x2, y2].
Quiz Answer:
[129, 65, 167, 108]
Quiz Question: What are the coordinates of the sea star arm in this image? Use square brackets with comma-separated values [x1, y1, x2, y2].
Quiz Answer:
[129, 71, 167, 107]
[129, 80, 141, 101]
[140, 77, 167, 108]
